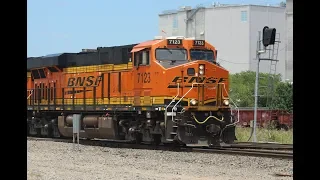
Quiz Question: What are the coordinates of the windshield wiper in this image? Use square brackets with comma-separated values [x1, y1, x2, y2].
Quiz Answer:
[164, 48, 172, 54]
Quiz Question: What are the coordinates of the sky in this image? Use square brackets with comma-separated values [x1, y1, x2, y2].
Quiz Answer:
[27, 0, 283, 57]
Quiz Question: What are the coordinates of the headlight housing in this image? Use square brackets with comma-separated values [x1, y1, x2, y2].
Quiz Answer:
[199, 64, 205, 75]
[190, 99, 197, 106]
[223, 99, 229, 106]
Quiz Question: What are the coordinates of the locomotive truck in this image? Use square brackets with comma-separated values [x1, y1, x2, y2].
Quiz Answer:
[27, 36, 237, 147]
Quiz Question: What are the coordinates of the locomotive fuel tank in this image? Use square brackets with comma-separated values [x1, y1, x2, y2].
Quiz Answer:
[65, 115, 74, 127]
[65, 115, 100, 128]
[83, 115, 99, 128]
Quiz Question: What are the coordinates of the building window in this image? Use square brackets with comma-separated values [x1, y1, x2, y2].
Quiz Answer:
[172, 14, 178, 28]
[241, 11, 247, 22]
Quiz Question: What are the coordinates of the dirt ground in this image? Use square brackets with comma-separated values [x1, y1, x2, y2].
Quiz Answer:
[27, 140, 293, 180]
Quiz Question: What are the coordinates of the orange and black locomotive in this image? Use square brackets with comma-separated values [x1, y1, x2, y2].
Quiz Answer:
[27, 36, 236, 146]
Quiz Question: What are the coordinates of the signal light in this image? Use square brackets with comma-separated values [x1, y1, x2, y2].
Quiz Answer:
[262, 26, 276, 47]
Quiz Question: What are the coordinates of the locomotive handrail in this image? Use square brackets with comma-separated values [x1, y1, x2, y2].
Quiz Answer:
[27, 90, 33, 100]
[164, 83, 180, 128]
[221, 83, 239, 126]
[219, 83, 240, 139]
[171, 83, 204, 123]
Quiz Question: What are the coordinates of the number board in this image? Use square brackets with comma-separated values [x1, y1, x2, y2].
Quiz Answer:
[193, 40, 205, 46]
[167, 39, 182, 45]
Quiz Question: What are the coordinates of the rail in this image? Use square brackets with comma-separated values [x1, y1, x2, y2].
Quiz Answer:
[27, 86, 134, 111]
[28, 85, 185, 112]
[221, 142, 293, 150]
[192, 147, 293, 159]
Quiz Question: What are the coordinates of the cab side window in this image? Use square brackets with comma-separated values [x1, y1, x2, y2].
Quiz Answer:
[134, 49, 150, 66]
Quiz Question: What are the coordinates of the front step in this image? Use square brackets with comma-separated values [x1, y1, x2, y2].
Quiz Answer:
[165, 106, 183, 141]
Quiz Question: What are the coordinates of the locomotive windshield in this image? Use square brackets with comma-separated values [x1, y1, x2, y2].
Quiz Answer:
[155, 48, 187, 61]
[190, 49, 214, 61]
[155, 48, 188, 68]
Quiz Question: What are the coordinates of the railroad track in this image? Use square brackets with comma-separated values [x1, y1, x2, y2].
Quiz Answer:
[192, 147, 293, 159]
[219, 141, 293, 150]
[27, 137, 293, 159]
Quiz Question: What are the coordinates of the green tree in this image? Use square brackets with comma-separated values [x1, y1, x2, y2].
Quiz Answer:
[229, 71, 282, 107]
[270, 82, 293, 113]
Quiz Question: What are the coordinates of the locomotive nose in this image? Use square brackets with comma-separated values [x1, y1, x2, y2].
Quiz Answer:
[179, 60, 228, 108]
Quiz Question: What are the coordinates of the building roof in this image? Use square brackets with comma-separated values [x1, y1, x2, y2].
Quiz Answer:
[159, 3, 285, 16]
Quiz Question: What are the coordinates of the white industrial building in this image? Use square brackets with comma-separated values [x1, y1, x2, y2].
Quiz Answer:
[158, 3, 290, 81]
[285, 0, 293, 82]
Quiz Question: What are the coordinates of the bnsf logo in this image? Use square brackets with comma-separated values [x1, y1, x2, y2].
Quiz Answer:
[67, 76, 102, 87]
[171, 76, 226, 84]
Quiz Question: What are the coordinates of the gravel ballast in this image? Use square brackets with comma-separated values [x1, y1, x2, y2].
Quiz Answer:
[27, 140, 293, 180]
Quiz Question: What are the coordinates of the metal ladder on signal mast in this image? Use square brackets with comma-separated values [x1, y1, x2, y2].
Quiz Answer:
[265, 33, 281, 123]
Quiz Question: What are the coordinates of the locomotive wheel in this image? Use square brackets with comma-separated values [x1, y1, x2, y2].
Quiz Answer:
[27, 124, 30, 136]
[36, 128, 42, 137]
[152, 134, 161, 146]
[47, 126, 53, 138]
[135, 133, 143, 144]
[28, 124, 42, 137]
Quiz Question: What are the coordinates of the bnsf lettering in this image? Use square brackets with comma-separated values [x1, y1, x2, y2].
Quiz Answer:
[67, 76, 102, 87]
[171, 76, 226, 84]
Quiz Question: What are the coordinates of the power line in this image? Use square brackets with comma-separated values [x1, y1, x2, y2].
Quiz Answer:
[217, 39, 292, 65]
[218, 58, 252, 64]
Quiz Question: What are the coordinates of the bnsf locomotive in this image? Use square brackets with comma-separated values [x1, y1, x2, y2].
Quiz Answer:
[27, 36, 236, 146]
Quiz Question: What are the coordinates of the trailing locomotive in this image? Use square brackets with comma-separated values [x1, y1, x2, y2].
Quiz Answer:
[27, 36, 237, 146]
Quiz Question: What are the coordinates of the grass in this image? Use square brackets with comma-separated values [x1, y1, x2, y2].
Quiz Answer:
[235, 127, 293, 144]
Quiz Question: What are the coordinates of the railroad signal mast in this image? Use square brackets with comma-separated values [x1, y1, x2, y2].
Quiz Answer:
[252, 26, 280, 142]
